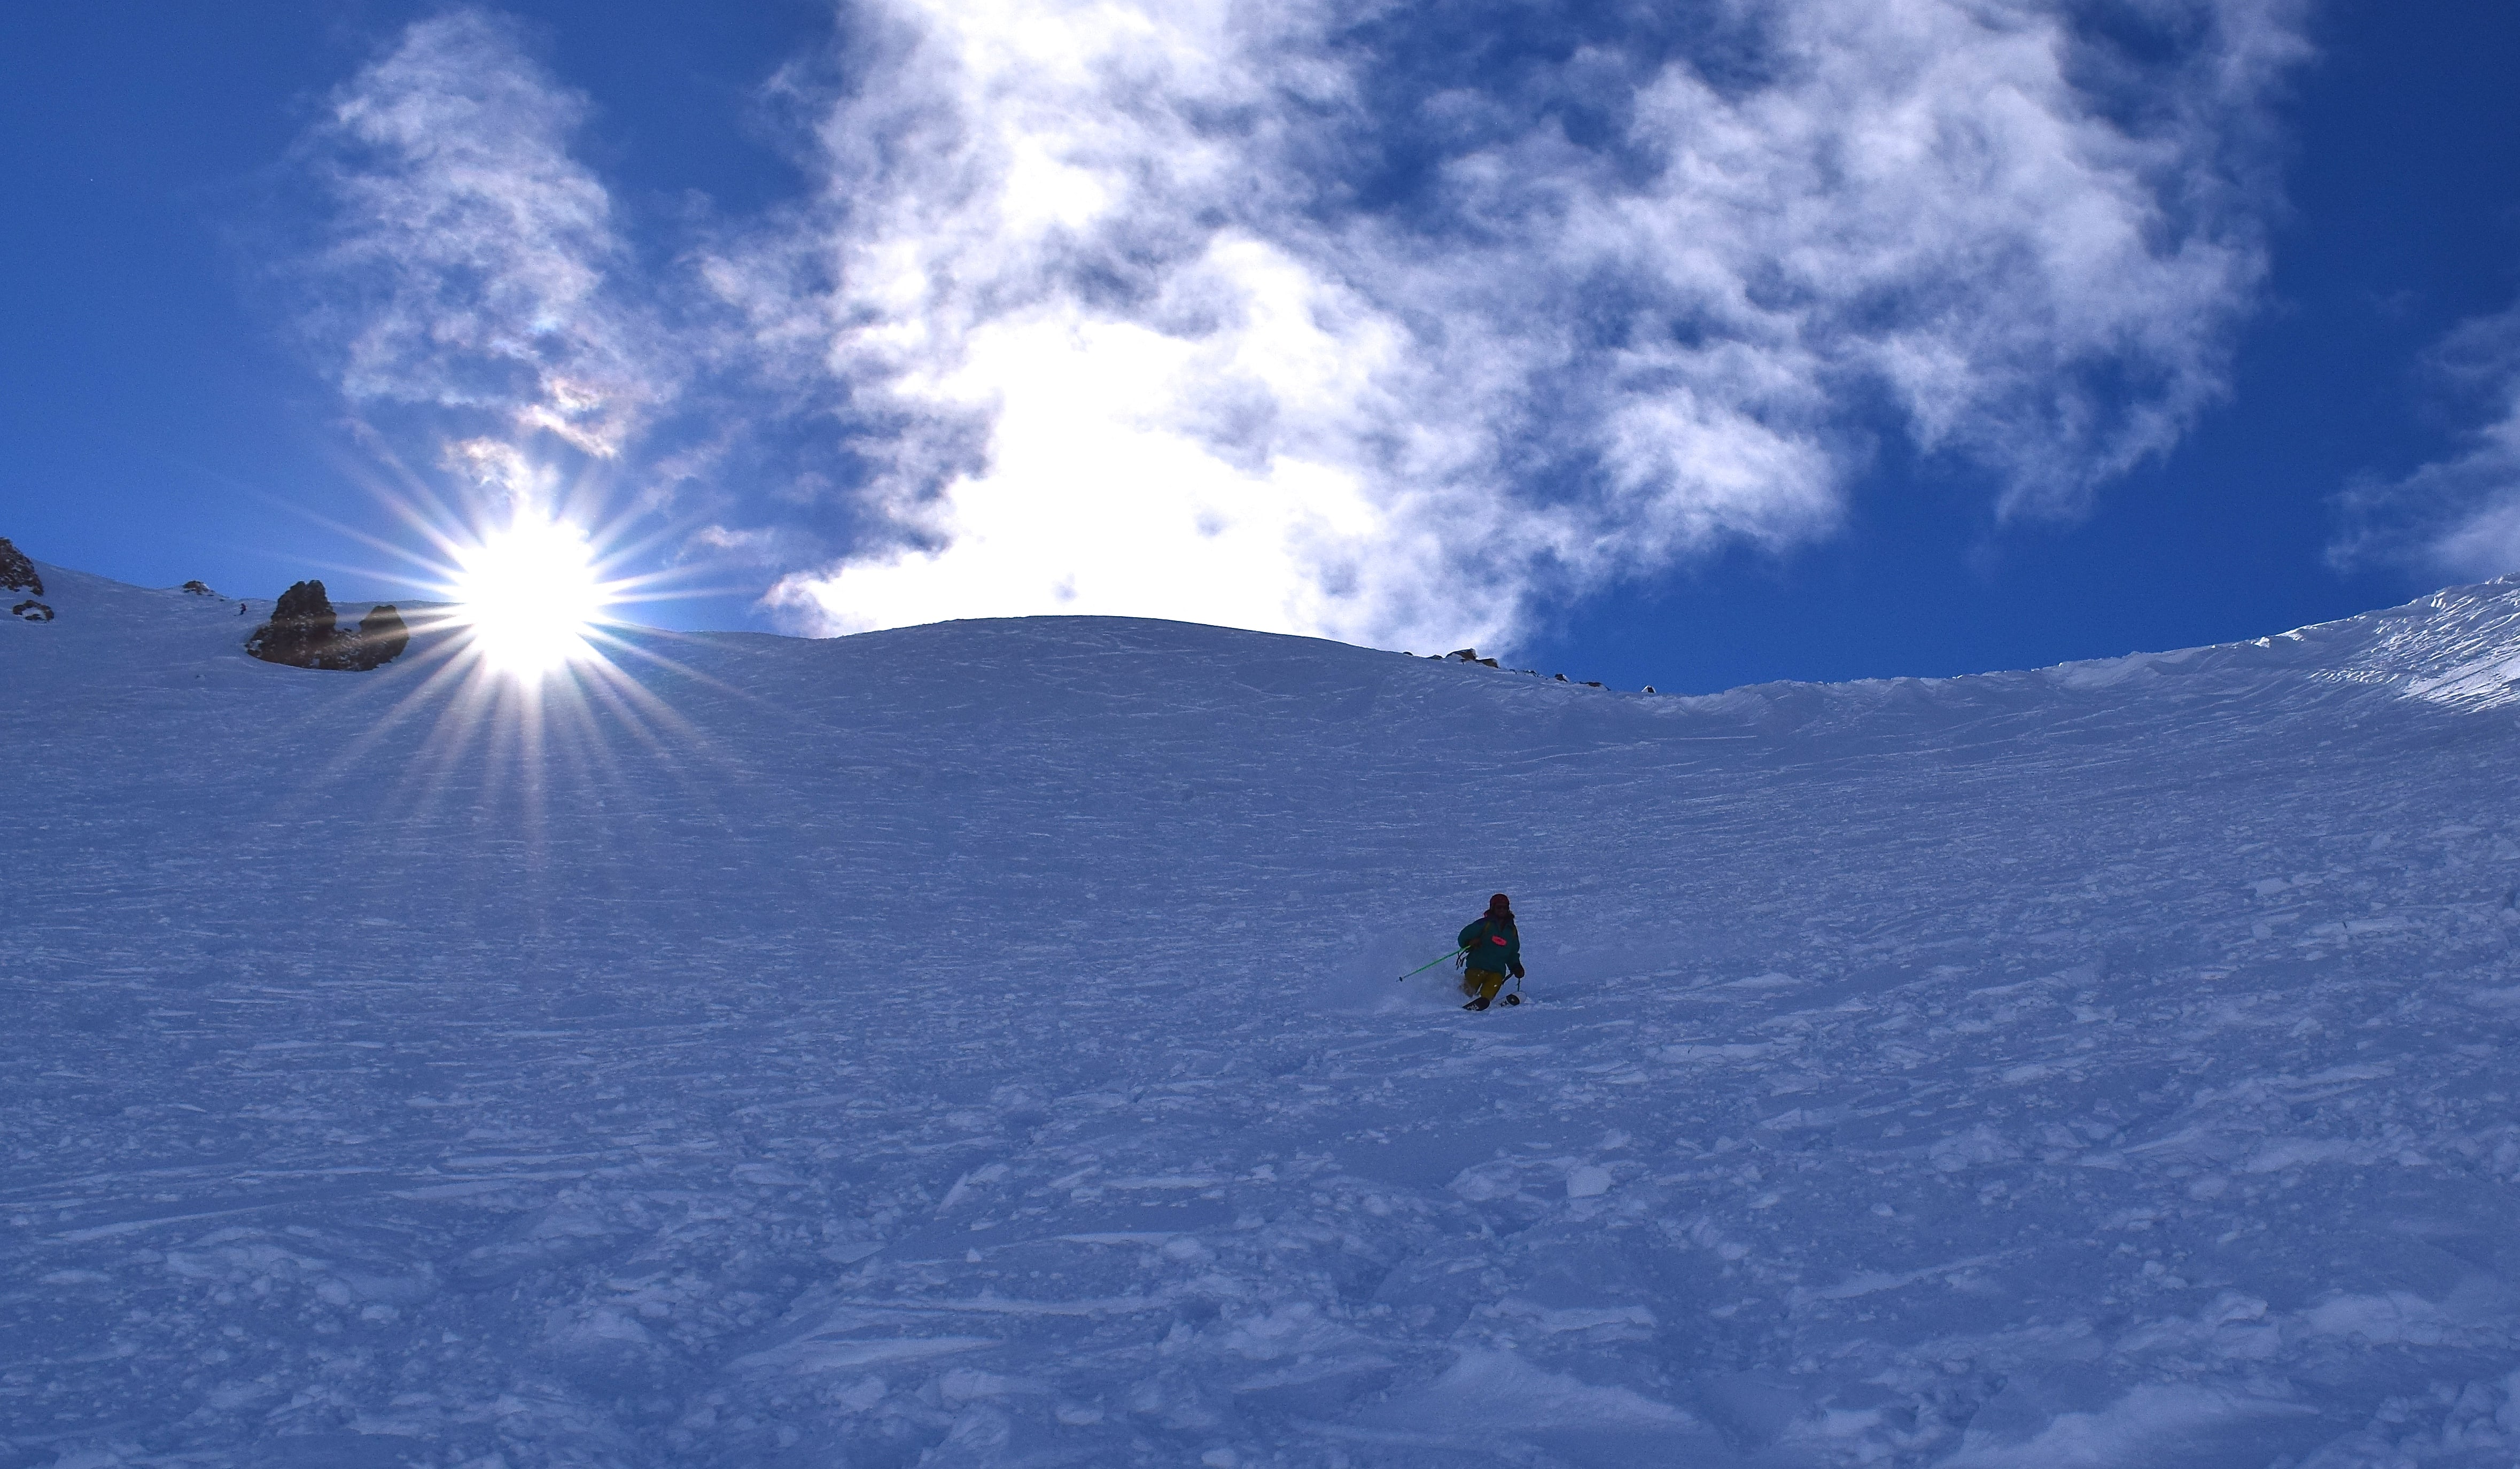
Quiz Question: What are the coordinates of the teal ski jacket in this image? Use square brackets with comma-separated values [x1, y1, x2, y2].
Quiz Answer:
[1457, 916, 1521, 974]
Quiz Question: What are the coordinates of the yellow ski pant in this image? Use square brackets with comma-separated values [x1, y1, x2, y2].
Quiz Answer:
[1460, 968, 1508, 1004]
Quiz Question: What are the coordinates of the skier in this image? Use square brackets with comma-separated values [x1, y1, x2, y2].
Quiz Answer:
[1456, 893, 1525, 1011]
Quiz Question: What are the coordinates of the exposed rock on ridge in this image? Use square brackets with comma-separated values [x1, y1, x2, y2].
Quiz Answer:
[0, 538, 40, 595]
[245, 580, 409, 671]
[2, 537, 53, 621]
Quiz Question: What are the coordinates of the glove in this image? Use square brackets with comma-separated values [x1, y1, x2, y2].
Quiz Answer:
[1509, 961, 1525, 980]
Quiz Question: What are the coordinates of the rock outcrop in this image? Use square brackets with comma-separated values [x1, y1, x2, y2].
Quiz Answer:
[245, 580, 410, 671]
[247, 580, 338, 667]
[3, 538, 53, 621]
[348, 603, 410, 670]
[0, 538, 40, 596]
[179, 580, 217, 596]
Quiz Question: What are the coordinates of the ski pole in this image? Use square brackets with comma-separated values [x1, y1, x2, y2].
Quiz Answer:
[1397, 944, 1472, 982]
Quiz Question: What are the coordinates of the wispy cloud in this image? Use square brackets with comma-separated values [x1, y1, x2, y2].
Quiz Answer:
[291, 2, 2305, 650]
[2333, 304, 2520, 581]
[293, 10, 668, 480]
[725, 0, 2305, 650]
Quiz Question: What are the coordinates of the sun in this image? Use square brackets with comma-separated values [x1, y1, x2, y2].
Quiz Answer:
[450, 515, 610, 675]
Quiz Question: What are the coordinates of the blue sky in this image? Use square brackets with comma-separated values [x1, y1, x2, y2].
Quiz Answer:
[4, 1, 2517, 693]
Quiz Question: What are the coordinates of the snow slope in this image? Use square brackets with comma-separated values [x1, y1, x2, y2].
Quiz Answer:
[9, 562, 2520, 1468]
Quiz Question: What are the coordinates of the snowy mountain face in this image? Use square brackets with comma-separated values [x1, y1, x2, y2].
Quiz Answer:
[9, 563, 2520, 1469]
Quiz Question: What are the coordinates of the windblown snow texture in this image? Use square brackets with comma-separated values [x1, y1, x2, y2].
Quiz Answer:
[9, 562, 2520, 1467]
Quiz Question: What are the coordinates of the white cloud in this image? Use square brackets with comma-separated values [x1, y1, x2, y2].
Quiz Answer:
[287, 2, 2304, 648]
[295, 10, 666, 469]
[730, 0, 2305, 650]
[2334, 307, 2520, 581]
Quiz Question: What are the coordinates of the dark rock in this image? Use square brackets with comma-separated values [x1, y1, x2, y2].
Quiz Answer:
[1448, 648, 1477, 661]
[11, 600, 53, 623]
[179, 579, 217, 596]
[1554, 673, 1569, 682]
[0, 538, 40, 596]
[343, 604, 409, 671]
[244, 584, 408, 671]
[247, 580, 341, 668]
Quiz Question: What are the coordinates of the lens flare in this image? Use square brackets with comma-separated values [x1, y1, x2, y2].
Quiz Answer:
[450, 516, 608, 675]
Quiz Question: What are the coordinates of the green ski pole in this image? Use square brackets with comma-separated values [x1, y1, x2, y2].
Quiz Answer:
[1397, 944, 1472, 982]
